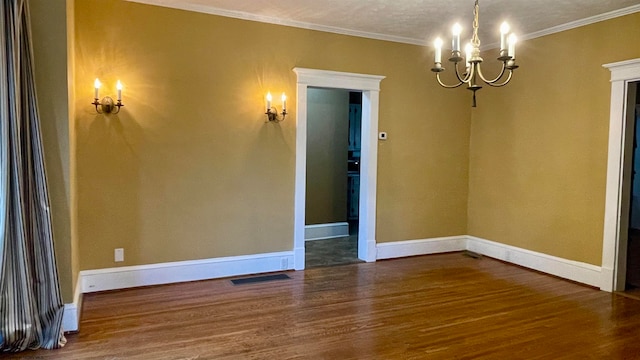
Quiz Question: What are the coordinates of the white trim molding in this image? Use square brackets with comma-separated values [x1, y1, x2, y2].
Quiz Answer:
[305, 222, 349, 241]
[519, 5, 640, 44]
[293, 68, 385, 270]
[377, 235, 602, 288]
[126, 0, 429, 46]
[62, 276, 83, 332]
[376, 236, 466, 260]
[128, 1, 640, 47]
[467, 237, 602, 288]
[76, 235, 606, 298]
[601, 58, 640, 292]
[80, 251, 294, 293]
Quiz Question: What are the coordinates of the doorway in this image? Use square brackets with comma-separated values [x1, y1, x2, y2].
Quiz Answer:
[625, 89, 640, 294]
[292, 68, 385, 270]
[304, 89, 362, 268]
[602, 58, 640, 292]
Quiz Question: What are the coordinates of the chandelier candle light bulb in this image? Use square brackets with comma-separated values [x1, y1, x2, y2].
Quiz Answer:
[465, 43, 473, 68]
[500, 22, 510, 52]
[434, 38, 443, 63]
[508, 34, 517, 58]
[430, 0, 519, 107]
[452, 23, 462, 52]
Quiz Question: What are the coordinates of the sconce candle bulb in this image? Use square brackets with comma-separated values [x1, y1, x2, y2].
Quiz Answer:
[94, 78, 101, 99]
[116, 80, 122, 101]
[265, 91, 287, 122]
[91, 78, 124, 114]
[266, 92, 272, 112]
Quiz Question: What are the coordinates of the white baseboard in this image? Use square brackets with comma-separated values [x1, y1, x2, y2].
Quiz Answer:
[376, 236, 467, 260]
[80, 251, 295, 293]
[600, 266, 615, 292]
[62, 276, 82, 332]
[466, 236, 602, 288]
[76, 235, 604, 296]
[375, 235, 602, 288]
[305, 222, 349, 241]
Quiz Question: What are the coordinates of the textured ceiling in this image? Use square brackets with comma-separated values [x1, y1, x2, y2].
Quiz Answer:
[129, 0, 640, 46]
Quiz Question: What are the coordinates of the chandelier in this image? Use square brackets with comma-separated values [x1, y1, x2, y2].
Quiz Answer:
[431, 0, 518, 107]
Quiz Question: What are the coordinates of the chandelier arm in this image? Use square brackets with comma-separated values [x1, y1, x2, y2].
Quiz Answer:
[481, 70, 513, 87]
[453, 61, 473, 84]
[476, 62, 507, 84]
[435, 72, 465, 88]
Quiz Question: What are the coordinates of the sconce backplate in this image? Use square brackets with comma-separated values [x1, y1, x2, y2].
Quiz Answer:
[100, 96, 115, 113]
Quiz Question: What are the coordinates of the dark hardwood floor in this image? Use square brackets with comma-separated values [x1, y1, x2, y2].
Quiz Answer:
[5, 253, 640, 359]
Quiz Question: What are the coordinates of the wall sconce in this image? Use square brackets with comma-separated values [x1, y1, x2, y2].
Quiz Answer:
[265, 92, 287, 122]
[92, 78, 124, 114]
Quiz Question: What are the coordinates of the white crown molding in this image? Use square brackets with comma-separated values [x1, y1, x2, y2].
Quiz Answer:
[519, 4, 640, 43]
[481, 4, 640, 50]
[128, 1, 640, 48]
[125, 0, 426, 45]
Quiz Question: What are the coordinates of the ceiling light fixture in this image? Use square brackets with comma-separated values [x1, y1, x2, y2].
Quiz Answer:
[431, 0, 518, 107]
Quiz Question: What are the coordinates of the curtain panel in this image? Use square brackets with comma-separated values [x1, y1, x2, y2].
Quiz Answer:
[0, 0, 66, 352]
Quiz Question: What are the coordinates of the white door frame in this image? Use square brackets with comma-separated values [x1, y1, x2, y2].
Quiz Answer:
[292, 68, 385, 270]
[601, 58, 640, 291]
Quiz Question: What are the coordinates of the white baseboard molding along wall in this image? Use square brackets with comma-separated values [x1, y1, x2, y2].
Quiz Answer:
[376, 235, 603, 288]
[376, 236, 467, 259]
[75, 235, 604, 299]
[466, 236, 602, 288]
[62, 276, 83, 332]
[305, 222, 349, 241]
[80, 251, 295, 293]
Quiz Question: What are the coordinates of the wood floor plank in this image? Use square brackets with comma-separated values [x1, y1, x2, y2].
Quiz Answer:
[4, 253, 640, 359]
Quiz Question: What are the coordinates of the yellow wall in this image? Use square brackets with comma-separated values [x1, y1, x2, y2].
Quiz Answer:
[30, 0, 76, 302]
[32, 0, 640, 293]
[468, 12, 640, 265]
[74, 0, 470, 270]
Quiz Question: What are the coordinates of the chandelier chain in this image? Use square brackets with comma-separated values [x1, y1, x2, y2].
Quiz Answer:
[472, 0, 481, 48]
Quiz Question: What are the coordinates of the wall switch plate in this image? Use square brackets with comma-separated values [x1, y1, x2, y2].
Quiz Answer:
[378, 132, 387, 140]
[115, 248, 124, 262]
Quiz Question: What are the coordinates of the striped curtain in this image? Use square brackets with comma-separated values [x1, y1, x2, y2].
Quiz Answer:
[0, 0, 66, 352]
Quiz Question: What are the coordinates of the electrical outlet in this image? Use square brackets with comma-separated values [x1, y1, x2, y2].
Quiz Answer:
[281, 257, 288, 270]
[114, 248, 124, 262]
